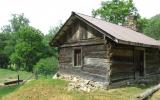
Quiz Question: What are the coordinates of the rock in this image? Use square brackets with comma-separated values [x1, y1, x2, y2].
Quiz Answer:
[68, 83, 75, 91]
[72, 77, 78, 82]
[52, 73, 58, 79]
[0, 83, 4, 86]
[80, 86, 87, 91]
[55, 73, 108, 92]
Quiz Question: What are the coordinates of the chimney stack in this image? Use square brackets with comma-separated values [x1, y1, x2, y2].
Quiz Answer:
[123, 14, 138, 31]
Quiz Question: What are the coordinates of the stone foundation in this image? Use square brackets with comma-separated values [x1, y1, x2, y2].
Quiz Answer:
[53, 73, 109, 92]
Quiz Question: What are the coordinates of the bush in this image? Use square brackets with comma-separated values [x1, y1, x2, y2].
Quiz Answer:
[34, 57, 58, 76]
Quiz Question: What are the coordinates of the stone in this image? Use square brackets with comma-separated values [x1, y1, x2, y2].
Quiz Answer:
[52, 73, 60, 79]
[72, 77, 78, 82]
[0, 83, 4, 86]
[55, 73, 108, 92]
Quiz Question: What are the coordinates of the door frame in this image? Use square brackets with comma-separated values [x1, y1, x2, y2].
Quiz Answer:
[134, 47, 146, 78]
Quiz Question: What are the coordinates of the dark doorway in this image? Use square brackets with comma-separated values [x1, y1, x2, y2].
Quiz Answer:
[74, 49, 82, 66]
[135, 50, 144, 76]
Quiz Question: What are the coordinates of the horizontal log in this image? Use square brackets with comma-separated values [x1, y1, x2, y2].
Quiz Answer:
[59, 67, 108, 82]
[137, 83, 160, 100]
[111, 77, 134, 83]
[111, 56, 133, 63]
[84, 57, 111, 67]
[110, 73, 134, 82]
[82, 67, 107, 76]
[83, 45, 107, 52]
[61, 39, 105, 47]
[112, 44, 134, 50]
[84, 51, 108, 58]
[4, 80, 23, 85]
[112, 49, 133, 57]
[83, 65, 109, 70]
[59, 57, 72, 63]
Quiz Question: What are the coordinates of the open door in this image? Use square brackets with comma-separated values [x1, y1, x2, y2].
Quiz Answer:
[134, 50, 145, 77]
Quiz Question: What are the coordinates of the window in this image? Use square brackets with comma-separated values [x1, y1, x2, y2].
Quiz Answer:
[74, 49, 82, 66]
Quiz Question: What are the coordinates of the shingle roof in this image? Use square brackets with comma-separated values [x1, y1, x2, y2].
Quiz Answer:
[51, 12, 160, 48]
[76, 13, 160, 47]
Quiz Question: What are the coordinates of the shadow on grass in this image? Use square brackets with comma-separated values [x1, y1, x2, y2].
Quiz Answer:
[0, 85, 21, 99]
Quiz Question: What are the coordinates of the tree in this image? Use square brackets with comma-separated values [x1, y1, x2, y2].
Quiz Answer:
[137, 18, 149, 33]
[92, 0, 139, 25]
[10, 13, 29, 32]
[0, 33, 10, 68]
[42, 24, 62, 58]
[10, 26, 44, 71]
[1, 13, 30, 68]
[143, 15, 160, 40]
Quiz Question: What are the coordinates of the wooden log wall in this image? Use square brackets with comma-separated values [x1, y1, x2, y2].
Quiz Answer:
[145, 48, 160, 75]
[110, 44, 135, 82]
[59, 43, 111, 82]
[82, 44, 111, 77]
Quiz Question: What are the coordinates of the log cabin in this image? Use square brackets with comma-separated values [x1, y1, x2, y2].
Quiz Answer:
[50, 12, 160, 86]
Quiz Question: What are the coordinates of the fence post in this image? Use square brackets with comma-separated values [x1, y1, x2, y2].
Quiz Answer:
[35, 71, 38, 80]
[18, 75, 19, 85]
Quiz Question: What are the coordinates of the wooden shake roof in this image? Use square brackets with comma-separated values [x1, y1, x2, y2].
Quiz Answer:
[51, 12, 160, 48]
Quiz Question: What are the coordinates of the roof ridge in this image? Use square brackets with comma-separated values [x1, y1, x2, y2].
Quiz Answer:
[73, 11, 103, 21]
[73, 12, 158, 41]
[73, 12, 137, 31]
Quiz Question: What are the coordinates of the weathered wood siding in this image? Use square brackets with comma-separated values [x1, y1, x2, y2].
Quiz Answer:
[65, 20, 96, 43]
[59, 43, 111, 82]
[82, 44, 111, 80]
[145, 48, 160, 75]
[110, 44, 135, 82]
[57, 18, 160, 84]
[110, 44, 160, 82]
[58, 20, 111, 82]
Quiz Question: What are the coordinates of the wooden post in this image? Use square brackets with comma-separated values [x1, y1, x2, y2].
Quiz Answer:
[18, 75, 19, 85]
[35, 71, 38, 80]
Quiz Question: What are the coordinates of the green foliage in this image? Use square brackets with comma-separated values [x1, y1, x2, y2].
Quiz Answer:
[0, 13, 59, 72]
[143, 15, 160, 39]
[0, 13, 30, 69]
[10, 26, 44, 71]
[136, 18, 149, 32]
[0, 33, 10, 68]
[10, 13, 29, 32]
[92, 0, 139, 25]
[42, 24, 62, 58]
[34, 57, 58, 76]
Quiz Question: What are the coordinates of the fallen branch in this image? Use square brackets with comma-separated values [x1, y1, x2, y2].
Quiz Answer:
[137, 83, 160, 100]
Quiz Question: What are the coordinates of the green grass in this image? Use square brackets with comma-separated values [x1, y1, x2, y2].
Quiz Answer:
[2, 79, 153, 100]
[0, 85, 20, 99]
[0, 68, 33, 83]
[0, 69, 155, 100]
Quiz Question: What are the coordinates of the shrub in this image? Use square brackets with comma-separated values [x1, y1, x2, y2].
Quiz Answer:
[34, 57, 58, 76]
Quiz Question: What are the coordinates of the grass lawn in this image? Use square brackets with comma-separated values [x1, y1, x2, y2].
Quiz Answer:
[0, 85, 20, 99]
[0, 68, 33, 83]
[1, 79, 153, 100]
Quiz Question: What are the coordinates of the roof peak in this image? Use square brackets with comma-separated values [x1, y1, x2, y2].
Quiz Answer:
[72, 12, 137, 32]
[51, 11, 160, 48]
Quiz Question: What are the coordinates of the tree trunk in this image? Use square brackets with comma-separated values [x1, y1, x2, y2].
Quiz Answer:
[137, 83, 160, 100]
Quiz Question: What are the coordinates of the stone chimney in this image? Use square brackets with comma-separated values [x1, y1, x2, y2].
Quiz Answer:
[123, 14, 138, 31]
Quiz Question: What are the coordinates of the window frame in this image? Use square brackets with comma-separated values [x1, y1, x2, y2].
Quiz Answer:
[72, 47, 82, 67]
